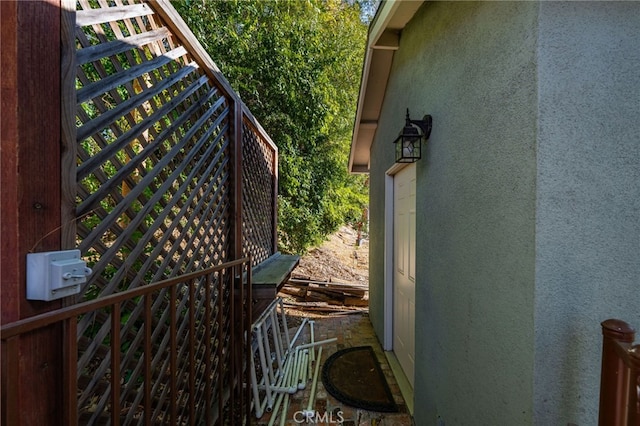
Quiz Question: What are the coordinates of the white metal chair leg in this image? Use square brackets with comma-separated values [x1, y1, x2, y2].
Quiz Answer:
[269, 309, 284, 373]
[255, 324, 276, 411]
[249, 297, 336, 420]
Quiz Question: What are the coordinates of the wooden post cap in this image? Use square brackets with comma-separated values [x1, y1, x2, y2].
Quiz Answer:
[601, 319, 636, 342]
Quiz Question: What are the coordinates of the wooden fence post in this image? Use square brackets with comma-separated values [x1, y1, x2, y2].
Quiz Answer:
[599, 319, 636, 426]
[233, 100, 244, 262]
[1, 1, 66, 424]
[628, 346, 640, 425]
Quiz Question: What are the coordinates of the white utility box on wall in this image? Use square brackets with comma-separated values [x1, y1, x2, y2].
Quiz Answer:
[27, 249, 91, 301]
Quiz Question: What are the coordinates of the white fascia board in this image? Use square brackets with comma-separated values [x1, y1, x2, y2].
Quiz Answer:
[349, 0, 424, 173]
[349, 2, 398, 173]
[369, 0, 404, 47]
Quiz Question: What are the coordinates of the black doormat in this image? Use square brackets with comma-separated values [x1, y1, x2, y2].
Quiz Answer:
[321, 346, 398, 412]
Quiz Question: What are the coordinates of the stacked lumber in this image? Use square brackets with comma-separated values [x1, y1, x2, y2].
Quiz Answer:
[282, 300, 367, 315]
[279, 276, 369, 312]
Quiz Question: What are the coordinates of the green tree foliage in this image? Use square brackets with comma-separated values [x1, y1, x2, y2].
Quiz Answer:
[173, 0, 370, 253]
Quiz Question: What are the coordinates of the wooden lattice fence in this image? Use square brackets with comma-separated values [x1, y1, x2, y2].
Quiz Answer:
[241, 120, 278, 265]
[14, 0, 280, 423]
[72, 0, 278, 298]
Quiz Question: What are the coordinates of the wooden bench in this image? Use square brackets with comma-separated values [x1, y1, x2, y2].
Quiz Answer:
[250, 252, 300, 318]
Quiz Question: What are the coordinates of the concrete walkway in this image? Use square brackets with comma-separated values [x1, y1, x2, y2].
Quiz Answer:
[253, 312, 414, 426]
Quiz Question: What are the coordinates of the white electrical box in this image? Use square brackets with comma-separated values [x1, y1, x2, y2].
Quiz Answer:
[27, 250, 91, 301]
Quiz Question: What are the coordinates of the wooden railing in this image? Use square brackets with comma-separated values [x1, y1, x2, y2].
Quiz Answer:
[599, 319, 640, 426]
[1, 259, 253, 425]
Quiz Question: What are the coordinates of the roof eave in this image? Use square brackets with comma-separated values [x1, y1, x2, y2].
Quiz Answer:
[348, 0, 425, 174]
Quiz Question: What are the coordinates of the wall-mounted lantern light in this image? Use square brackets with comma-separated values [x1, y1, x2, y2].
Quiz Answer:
[393, 108, 433, 163]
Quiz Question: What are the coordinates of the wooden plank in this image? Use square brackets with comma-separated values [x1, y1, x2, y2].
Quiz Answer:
[280, 287, 341, 303]
[76, 27, 171, 65]
[288, 278, 368, 290]
[12, 0, 64, 307]
[76, 3, 153, 27]
[280, 277, 369, 307]
[249, 254, 299, 319]
[0, 2, 66, 424]
[251, 286, 277, 300]
[343, 297, 370, 307]
[295, 284, 367, 298]
[0, 0, 21, 325]
[252, 253, 300, 286]
[282, 301, 367, 313]
[271, 136, 279, 252]
[234, 100, 243, 262]
[60, 0, 76, 252]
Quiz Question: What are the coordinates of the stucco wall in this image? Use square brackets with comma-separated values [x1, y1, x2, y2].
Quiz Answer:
[367, 1, 640, 425]
[535, 2, 640, 424]
[369, 2, 539, 424]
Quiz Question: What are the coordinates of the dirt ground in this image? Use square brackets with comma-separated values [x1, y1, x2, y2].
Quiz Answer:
[292, 225, 369, 285]
[278, 226, 369, 319]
